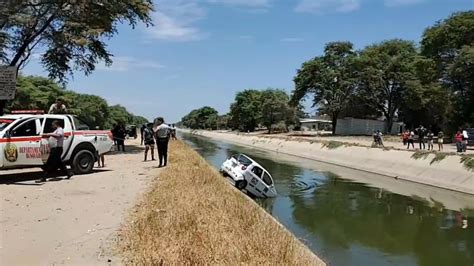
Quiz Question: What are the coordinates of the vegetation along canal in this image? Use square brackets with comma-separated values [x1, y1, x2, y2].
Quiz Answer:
[182, 133, 474, 266]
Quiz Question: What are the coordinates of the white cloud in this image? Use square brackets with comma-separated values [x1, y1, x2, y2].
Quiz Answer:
[295, 0, 360, 14]
[97, 56, 164, 72]
[206, 0, 271, 8]
[281, 37, 304, 42]
[146, 1, 207, 41]
[384, 0, 424, 7]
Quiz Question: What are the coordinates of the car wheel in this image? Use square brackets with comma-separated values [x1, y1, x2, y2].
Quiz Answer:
[235, 180, 247, 190]
[72, 150, 95, 175]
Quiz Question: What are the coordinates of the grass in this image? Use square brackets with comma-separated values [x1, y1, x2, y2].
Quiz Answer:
[411, 150, 432, 160]
[460, 155, 474, 171]
[118, 140, 324, 265]
[321, 140, 345, 150]
[430, 153, 449, 165]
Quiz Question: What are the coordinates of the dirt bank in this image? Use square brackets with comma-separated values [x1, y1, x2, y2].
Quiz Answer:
[118, 140, 324, 265]
[189, 130, 474, 195]
[0, 139, 159, 265]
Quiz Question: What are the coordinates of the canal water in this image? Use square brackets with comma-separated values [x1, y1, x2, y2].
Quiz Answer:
[182, 133, 474, 265]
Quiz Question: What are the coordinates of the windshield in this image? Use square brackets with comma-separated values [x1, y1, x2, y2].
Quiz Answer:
[0, 119, 16, 132]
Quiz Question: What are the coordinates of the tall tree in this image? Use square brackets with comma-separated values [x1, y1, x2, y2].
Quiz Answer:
[358, 39, 419, 133]
[181, 106, 219, 129]
[261, 89, 295, 133]
[291, 41, 358, 134]
[229, 90, 263, 132]
[0, 0, 153, 114]
[421, 11, 474, 127]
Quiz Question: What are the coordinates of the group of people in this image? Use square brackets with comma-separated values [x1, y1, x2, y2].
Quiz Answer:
[372, 130, 384, 147]
[141, 118, 177, 168]
[455, 129, 470, 153]
[401, 125, 470, 152]
[401, 126, 439, 150]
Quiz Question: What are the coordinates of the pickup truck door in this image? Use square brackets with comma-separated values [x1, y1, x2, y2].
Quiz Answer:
[3, 118, 43, 168]
[40, 117, 74, 163]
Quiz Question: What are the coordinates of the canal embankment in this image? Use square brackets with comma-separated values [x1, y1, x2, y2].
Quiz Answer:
[187, 130, 474, 195]
[118, 140, 324, 265]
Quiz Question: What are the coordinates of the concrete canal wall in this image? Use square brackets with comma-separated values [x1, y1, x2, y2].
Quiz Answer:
[189, 130, 474, 195]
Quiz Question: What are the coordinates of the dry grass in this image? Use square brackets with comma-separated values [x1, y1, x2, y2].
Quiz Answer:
[118, 140, 324, 265]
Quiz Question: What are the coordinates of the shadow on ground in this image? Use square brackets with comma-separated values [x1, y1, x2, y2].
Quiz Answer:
[107, 144, 144, 155]
[0, 169, 111, 185]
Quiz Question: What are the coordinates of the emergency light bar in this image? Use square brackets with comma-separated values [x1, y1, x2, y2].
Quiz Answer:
[11, 110, 45, 114]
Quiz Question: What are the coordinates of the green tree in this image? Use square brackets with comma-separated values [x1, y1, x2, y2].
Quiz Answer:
[181, 106, 219, 129]
[421, 11, 474, 127]
[0, 0, 153, 114]
[292, 42, 358, 134]
[229, 90, 263, 132]
[358, 39, 420, 133]
[261, 89, 295, 133]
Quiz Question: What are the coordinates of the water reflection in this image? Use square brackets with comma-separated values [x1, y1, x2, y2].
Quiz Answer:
[182, 134, 474, 266]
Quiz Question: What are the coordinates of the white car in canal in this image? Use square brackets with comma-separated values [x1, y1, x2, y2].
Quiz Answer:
[220, 153, 277, 198]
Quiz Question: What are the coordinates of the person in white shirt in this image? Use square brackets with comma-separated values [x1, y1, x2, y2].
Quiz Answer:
[37, 120, 73, 182]
[48, 98, 67, 114]
[462, 128, 469, 152]
[153, 117, 171, 168]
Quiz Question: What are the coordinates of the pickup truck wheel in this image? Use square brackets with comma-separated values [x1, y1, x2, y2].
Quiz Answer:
[235, 180, 247, 190]
[72, 150, 95, 175]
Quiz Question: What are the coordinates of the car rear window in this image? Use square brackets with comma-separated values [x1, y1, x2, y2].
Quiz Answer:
[0, 119, 15, 131]
[237, 155, 253, 166]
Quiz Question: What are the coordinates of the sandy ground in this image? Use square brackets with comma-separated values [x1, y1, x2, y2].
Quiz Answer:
[0, 139, 159, 265]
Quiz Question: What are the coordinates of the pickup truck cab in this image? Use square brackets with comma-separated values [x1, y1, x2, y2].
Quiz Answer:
[0, 114, 113, 174]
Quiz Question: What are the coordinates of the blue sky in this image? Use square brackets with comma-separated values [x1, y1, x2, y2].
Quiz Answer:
[24, 0, 473, 123]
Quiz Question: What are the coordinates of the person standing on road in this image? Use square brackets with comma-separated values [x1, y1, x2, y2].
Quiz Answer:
[437, 130, 444, 151]
[153, 117, 171, 168]
[48, 98, 68, 114]
[115, 123, 126, 152]
[143, 123, 156, 161]
[455, 130, 463, 153]
[462, 128, 469, 152]
[401, 130, 409, 146]
[140, 124, 146, 145]
[37, 120, 73, 182]
[417, 125, 426, 150]
[426, 130, 434, 150]
[407, 130, 415, 149]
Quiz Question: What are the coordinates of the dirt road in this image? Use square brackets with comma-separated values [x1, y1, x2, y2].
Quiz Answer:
[0, 140, 159, 265]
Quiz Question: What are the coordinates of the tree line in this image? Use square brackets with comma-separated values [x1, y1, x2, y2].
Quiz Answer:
[292, 11, 473, 134]
[180, 88, 300, 133]
[181, 11, 473, 135]
[7, 75, 148, 129]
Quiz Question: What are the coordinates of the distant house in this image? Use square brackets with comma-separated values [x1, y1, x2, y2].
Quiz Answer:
[300, 116, 332, 131]
[299, 116, 403, 135]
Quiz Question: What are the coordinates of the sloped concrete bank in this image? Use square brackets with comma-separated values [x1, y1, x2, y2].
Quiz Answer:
[189, 130, 474, 195]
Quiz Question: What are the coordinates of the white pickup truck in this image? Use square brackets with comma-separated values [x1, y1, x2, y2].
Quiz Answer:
[0, 114, 113, 174]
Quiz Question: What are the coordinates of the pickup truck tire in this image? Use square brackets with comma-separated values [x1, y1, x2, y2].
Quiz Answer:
[72, 150, 95, 175]
[235, 180, 247, 190]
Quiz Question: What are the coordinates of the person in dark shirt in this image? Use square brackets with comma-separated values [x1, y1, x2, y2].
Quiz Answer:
[143, 123, 155, 161]
[140, 124, 146, 145]
[417, 125, 426, 150]
[115, 123, 126, 152]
